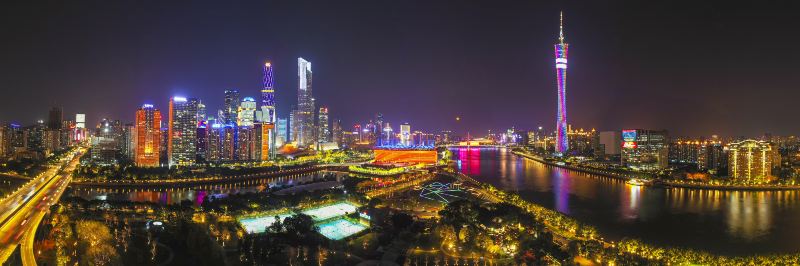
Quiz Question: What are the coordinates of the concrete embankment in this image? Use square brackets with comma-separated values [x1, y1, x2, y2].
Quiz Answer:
[512, 150, 800, 191]
[70, 166, 329, 189]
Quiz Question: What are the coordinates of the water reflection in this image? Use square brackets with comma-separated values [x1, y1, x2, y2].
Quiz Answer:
[451, 147, 800, 255]
[68, 171, 338, 205]
[727, 191, 771, 240]
[620, 184, 641, 220]
[553, 168, 570, 214]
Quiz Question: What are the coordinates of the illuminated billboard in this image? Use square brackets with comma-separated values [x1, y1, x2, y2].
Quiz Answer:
[76, 114, 86, 129]
[622, 130, 637, 142]
[622, 141, 637, 149]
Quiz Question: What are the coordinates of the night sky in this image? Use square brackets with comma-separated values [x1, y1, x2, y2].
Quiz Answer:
[1, 0, 799, 137]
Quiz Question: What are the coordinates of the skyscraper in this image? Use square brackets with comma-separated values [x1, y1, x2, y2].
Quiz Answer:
[237, 97, 257, 127]
[260, 61, 277, 159]
[621, 129, 669, 170]
[317, 106, 329, 143]
[168, 97, 199, 166]
[197, 101, 207, 122]
[554, 12, 569, 155]
[91, 119, 118, 165]
[206, 123, 222, 162]
[48, 107, 63, 130]
[223, 90, 240, 125]
[24, 121, 44, 152]
[221, 124, 236, 161]
[400, 123, 411, 146]
[332, 119, 343, 147]
[276, 118, 288, 147]
[75, 114, 85, 129]
[727, 140, 775, 181]
[375, 113, 384, 146]
[237, 126, 253, 160]
[196, 121, 207, 163]
[296, 58, 315, 147]
[289, 110, 298, 143]
[261, 62, 276, 123]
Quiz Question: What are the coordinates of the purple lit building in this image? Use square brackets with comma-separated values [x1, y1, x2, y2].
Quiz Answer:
[260, 61, 276, 159]
[554, 12, 569, 155]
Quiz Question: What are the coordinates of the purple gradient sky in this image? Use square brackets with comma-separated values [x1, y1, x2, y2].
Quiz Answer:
[1, 0, 799, 137]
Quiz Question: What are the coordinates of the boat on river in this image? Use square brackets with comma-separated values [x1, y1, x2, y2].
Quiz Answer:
[626, 178, 651, 186]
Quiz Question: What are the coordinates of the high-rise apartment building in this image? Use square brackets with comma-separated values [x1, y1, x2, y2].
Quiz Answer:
[317, 107, 330, 143]
[727, 140, 775, 181]
[135, 104, 161, 167]
[168, 97, 199, 166]
[621, 129, 669, 170]
[91, 119, 119, 165]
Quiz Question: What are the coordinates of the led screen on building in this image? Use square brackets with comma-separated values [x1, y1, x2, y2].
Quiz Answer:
[374, 149, 437, 164]
[622, 130, 637, 142]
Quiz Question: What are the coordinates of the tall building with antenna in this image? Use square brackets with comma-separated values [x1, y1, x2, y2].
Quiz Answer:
[260, 61, 277, 159]
[296, 57, 315, 147]
[261, 62, 276, 123]
[555, 11, 569, 155]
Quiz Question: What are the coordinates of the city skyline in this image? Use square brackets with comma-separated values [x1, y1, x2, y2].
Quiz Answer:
[2, 1, 800, 136]
[4, 2, 800, 264]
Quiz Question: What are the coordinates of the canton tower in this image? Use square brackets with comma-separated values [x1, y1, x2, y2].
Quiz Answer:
[554, 11, 569, 155]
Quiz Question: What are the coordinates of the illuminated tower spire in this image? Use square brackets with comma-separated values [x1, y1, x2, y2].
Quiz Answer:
[555, 11, 569, 155]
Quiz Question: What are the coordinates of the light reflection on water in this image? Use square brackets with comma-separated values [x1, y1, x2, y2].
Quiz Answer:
[451, 147, 800, 255]
[68, 171, 338, 205]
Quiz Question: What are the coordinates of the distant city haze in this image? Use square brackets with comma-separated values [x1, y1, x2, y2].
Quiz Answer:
[1, 0, 798, 136]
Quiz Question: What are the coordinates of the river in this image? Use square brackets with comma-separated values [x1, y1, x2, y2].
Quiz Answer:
[66, 171, 340, 206]
[451, 147, 800, 256]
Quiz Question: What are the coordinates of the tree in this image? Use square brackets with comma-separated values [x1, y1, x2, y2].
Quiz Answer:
[75, 220, 121, 266]
[391, 212, 414, 232]
[279, 214, 319, 245]
[438, 200, 479, 242]
[267, 216, 284, 234]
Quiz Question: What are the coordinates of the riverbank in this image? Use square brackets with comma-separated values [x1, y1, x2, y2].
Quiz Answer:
[442, 169, 800, 264]
[512, 150, 800, 191]
[70, 166, 328, 189]
[511, 150, 634, 180]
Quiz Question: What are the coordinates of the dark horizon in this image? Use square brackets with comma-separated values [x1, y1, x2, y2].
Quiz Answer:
[2, 0, 799, 137]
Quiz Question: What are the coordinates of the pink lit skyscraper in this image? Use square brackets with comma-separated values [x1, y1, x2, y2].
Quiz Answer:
[554, 12, 569, 155]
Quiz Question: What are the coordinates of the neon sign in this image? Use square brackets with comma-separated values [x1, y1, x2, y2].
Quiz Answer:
[622, 130, 637, 142]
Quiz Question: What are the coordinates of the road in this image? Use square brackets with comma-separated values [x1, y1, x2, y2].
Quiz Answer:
[0, 147, 85, 264]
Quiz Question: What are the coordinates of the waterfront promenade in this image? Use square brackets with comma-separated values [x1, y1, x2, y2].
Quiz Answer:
[69, 165, 329, 189]
[512, 150, 800, 191]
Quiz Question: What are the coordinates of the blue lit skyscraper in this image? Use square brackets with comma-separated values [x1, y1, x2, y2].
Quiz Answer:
[555, 12, 569, 155]
[260, 61, 277, 158]
[261, 61, 276, 123]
